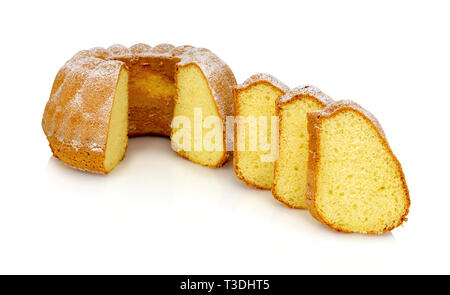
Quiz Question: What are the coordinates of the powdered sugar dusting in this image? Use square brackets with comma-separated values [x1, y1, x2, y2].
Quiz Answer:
[176, 46, 235, 108]
[151, 43, 175, 56]
[236, 73, 290, 93]
[278, 85, 334, 105]
[70, 139, 82, 151]
[45, 53, 123, 152]
[130, 43, 152, 55]
[177, 47, 226, 78]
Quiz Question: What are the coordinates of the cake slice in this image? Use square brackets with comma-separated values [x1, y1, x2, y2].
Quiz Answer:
[306, 101, 410, 233]
[233, 74, 289, 189]
[272, 86, 333, 208]
[171, 49, 236, 167]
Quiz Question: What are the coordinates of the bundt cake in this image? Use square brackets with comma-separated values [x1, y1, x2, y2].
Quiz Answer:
[42, 43, 236, 173]
[306, 100, 410, 234]
[233, 74, 289, 189]
[272, 86, 333, 208]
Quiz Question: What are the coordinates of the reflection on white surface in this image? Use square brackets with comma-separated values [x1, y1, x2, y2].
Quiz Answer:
[30, 136, 402, 274]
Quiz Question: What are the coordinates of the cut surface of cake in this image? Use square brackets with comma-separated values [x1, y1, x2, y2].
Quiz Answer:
[42, 43, 236, 173]
[272, 86, 333, 208]
[171, 47, 236, 167]
[306, 100, 410, 234]
[233, 74, 289, 189]
[126, 59, 177, 136]
[104, 68, 129, 172]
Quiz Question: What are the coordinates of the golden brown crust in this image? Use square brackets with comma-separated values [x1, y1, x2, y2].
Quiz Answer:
[42, 57, 127, 174]
[43, 43, 236, 172]
[272, 86, 334, 208]
[305, 100, 410, 234]
[233, 74, 288, 189]
[235, 73, 289, 94]
[276, 85, 334, 107]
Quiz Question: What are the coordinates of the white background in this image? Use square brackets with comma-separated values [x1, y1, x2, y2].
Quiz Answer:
[1, 0, 449, 274]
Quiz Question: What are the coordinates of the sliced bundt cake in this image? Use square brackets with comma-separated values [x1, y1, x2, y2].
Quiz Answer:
[272, 86, 333, 208]
[42, 44, 236, 173]
[233, 74, 289, 189]
[306, 100, 410, 234]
